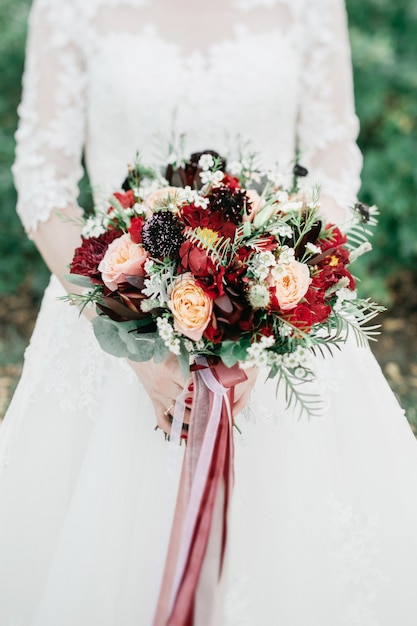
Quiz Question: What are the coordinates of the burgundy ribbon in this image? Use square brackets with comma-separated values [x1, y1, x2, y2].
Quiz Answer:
[153, 358, 246, 626]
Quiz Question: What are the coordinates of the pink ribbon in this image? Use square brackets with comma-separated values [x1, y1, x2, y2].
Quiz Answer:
[153, 358, 246, 626]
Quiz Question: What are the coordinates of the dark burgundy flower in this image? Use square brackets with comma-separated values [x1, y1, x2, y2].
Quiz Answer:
[70, 229, 123, 284]
[207, 185, 247, 225]
[141, 211, 185, 258]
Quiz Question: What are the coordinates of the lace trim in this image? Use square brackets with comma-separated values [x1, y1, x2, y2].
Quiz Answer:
[13, 2, 87, 232]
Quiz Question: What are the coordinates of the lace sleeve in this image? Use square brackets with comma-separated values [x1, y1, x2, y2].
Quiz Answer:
[297, 0, 362, 223]
[12, 0, 87, 234]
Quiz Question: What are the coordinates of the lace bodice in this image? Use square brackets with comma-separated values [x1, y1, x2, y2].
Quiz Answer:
[13, 0, 362, 232]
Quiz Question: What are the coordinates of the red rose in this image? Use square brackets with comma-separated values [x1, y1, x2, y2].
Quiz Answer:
[304, 286, 332, 323]
[114, 190, 135, 209]
[203, 318, 223, 343]
[283, 303, 313, 332]
[128, 216, 145, 244]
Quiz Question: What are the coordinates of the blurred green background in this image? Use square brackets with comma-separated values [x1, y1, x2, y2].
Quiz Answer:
[0, 0, 417, 421]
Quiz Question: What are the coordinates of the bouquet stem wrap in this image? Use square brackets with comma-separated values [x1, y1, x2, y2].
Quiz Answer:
[154, 358, 247, 626]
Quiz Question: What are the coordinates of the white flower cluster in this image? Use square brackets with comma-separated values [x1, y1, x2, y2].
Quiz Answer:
[241, 334, 275, 368]
[82, 215, 106, 238]
[277, 245, 295, 265]
[142, 260, 171, 305]
[181, 186, 210, 209]
[156, 317, 181, 355]
[305, 242, 322, 255]
[250, 250, 276, 280]
[241, 337, 310, 376]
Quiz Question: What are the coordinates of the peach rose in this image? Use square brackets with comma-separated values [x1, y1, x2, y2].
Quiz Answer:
[267, 260, 311, 311]
[145, 186, 182, 211]
[168, 273, 213, 341]
[98, 233, 148, 291]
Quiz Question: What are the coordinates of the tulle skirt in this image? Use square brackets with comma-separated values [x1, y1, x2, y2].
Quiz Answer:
[1, 275, 417, 626]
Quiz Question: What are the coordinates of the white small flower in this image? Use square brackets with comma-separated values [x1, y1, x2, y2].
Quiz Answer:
[277, 246, 295, 265]
[157, 317, 174, 341]
[283, 353, 299, 368]
[258, 251, 276, 267]
[278, 322, 293, 337]
[260, 335, 275, 348]
[198, 154, 215, 171]
[273, 353, 283, 366]
[144, 259, 155, 273]
[168, 337, 181, 356]
[295, 346, 308, 364]
[305, 242, 322, 255]
[184, 339, 194, 353]
[200, 170, 224, 186]
[272, 224, 293, 239]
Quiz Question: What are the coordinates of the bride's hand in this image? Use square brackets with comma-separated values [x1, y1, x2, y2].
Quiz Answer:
[128, 357, 258, 432]
[127, 355, 191, 434]
[232, 366, 258, 417]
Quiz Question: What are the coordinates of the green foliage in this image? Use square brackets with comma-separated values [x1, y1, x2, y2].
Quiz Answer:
[347, 0, 417, 296]
[0, 0, 49, 297]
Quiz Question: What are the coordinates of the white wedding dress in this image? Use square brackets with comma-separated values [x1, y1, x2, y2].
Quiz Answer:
[2, 1, 417, 624]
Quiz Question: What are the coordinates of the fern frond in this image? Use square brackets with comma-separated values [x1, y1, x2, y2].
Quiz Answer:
[274, 367, 323, 420]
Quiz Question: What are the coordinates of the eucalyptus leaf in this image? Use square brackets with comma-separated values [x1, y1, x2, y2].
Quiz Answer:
[177, 347, 191, 382]
[64, 274, 94, 289]
[92, 316, 156, 361]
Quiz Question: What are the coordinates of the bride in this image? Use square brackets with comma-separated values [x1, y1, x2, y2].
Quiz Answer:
[2, 0, 417, 624]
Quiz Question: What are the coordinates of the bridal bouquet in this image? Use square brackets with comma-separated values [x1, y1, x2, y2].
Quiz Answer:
[67, 148, 381, 624]
[69, 149, 380, 412]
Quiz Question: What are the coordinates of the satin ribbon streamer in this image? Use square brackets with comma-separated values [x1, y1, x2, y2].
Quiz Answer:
[153, 357, 246, 626]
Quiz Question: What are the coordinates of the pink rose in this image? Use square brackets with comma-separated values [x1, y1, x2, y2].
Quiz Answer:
[267, 260, 311, 311]
[98, 233, 148, 291]
[168, 273, 213, 341]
